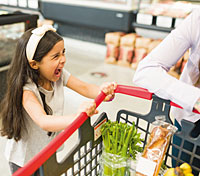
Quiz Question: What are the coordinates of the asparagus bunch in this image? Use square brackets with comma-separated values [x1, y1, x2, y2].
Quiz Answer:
[100, 120, 143, 176]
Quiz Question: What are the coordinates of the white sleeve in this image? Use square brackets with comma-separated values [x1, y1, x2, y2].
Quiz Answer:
[133, 9, 200, 112]
[62, 68, 71, 86]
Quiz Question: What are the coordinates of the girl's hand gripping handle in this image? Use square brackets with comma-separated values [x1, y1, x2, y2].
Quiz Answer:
[78, 91, 107, 119]
[95, 91, 107, 107]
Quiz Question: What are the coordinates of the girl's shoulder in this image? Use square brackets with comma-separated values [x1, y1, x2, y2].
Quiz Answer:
[23, 79, 38, 92]
[61, 68, 71, 86]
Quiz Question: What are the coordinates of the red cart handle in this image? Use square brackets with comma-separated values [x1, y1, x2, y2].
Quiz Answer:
[13, 85, 199, 176]
[113, 85, 200, 114]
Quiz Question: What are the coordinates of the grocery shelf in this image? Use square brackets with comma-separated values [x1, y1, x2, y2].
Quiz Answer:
[0, 0, 39, 11]
[132, 11, 177, 33]
[0, 10, 38, 101]
[133, 22, 174, 33]
[0, 11, 38, 30]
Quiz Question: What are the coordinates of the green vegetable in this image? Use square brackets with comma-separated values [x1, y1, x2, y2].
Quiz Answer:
[100, 120, 143, 176]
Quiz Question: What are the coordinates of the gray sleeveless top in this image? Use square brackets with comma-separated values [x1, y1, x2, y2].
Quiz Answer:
[5, 68, 70, 167]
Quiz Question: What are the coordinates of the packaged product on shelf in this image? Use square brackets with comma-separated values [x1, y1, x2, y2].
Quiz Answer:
[131, 37, 151, 70]
[118, 33, 136, 67]
[131, 48, 147, 70]
[174, 57, 183, 72]
[180, 58, 187, 73]
[139, 3, 168, 16]
[170, 49, 190, 77]
[105, 44, 120, 64]
[180, 50, 190, 73]
[136, 116, 177, 176]
[168, 66, 180, 79]
[163, 2, 193, 18]
[105, 32, 125, 64]
[147, 39, 162, 53]
[120, 33, 137, 46]
[139, 1, 194, 18]
[134, 37, 152, 49]
[105, 32, 125, 46]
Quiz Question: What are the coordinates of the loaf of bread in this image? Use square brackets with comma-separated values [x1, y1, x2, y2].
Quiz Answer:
[136, 125, 173, 176]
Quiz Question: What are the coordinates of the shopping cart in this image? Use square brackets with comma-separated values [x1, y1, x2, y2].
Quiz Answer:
[13, 85, 200, 176]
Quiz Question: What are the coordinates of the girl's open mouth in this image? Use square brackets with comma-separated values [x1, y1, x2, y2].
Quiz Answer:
[54, 68, 61, 77]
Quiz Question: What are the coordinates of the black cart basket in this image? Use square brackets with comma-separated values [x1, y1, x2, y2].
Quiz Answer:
[13, 85, 200, 176]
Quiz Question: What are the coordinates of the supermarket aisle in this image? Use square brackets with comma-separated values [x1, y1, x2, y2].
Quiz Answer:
[0, 37, 151, 176]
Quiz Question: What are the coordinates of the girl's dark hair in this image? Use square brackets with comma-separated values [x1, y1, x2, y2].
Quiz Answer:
[0, 28, 63, 141]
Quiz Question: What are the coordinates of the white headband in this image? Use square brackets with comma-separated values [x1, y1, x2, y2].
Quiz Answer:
[26, 25, 56, 61]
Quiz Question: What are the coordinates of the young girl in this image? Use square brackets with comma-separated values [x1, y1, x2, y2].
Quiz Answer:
[0, 25, 117, 175]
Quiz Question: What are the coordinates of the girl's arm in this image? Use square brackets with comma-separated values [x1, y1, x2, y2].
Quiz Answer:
[66, 75, 117, 100]
[66, 75, 99, 99]
[22, 90, 97, 132]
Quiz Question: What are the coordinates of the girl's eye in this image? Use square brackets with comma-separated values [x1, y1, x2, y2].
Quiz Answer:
[52, 55, 59, 60]
[52, 49, 65, 59]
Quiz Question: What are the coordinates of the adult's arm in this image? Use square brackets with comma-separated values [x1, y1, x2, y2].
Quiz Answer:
[133, 9, 200, 112]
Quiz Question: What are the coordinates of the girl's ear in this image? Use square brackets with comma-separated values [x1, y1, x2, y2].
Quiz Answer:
[29, 60, 39, 70]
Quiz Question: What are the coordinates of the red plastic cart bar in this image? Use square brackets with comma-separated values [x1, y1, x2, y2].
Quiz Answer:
[13, 85, 200, 176]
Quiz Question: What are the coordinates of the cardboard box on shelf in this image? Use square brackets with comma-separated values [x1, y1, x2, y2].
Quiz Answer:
[168, 66, 180, 79]
[120, 33, 137, 47]
[131, 48, 147, 70]
[118, 46, 134, 67]
[105, 44, 120, 64]
[118, 33, 136, 67]
[135, 37, 152, 49]
[104, 31, 189, 80]
[105, 32, 125, 46]
[105, 32, 125, 64]
[180, 50, 189, 73]
[147, 39, 162, 53]
[131, 37, 151, 69]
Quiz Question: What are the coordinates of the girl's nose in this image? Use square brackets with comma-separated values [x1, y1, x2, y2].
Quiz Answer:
[60, 55, 66, 64]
